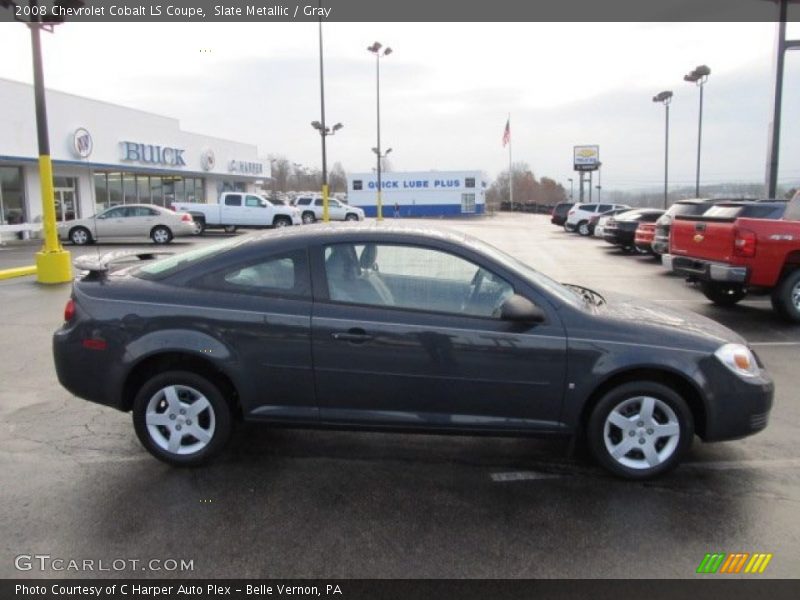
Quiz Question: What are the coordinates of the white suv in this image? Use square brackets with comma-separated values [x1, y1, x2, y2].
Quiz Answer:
[293, 196, 365, 224]
[565, 203, 629, 236]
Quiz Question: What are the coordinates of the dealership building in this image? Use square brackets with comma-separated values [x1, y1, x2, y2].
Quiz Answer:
[346, 170, 486, 218]
[0, 78, 269, 240]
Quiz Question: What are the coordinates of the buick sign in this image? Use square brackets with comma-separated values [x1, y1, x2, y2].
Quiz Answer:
[72, 128, 93, 159]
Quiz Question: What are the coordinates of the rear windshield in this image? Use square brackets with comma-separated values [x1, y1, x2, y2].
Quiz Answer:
[134, 236, 250, 280]
[669, 203, 709, 217]
[703, 204, 786, 220]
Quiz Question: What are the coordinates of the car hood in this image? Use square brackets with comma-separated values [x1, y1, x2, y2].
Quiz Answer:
[594, 291, 745, 348]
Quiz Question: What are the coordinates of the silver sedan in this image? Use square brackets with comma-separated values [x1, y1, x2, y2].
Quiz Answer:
[58, 204, 197, 245]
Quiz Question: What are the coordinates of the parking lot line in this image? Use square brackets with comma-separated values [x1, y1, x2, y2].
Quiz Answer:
[491, 471, 566, 482]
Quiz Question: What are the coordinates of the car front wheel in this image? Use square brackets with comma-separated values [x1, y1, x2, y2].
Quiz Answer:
[273, 216, 292, 228]
[132, 370, 233, 466]
[587, 381, 693, 479]
[345, 213, 359, 222]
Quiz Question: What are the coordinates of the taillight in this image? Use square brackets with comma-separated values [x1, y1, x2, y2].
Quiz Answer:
[639, 223, 655, 232]
[64, 299, 75, 322]
[734, 229, 757, 257]
[181, 213, 193, 222]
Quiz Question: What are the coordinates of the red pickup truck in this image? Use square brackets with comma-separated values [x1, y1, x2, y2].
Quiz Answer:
[663, 194, 800, 321]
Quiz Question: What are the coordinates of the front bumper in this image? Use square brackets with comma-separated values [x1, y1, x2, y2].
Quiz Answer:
[699, 356, 774, 441]
[662, 254, 748, 283]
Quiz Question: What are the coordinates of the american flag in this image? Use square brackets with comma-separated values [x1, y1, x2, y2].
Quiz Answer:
[502, 118, 510, 147]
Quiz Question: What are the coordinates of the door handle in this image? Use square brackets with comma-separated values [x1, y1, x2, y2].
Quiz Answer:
[331, 329, 373, 344]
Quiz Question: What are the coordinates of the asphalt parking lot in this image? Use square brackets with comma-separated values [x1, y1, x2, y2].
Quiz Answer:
[1, 214, 799, 579]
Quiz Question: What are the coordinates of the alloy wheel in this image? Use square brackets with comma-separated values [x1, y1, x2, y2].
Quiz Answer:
[603, 395, 680, 470]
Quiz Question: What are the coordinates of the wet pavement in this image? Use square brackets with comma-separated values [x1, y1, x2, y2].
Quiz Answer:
[1, 215, 798, 578]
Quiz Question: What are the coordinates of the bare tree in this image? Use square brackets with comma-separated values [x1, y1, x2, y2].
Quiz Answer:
[329, 162, 348, 194]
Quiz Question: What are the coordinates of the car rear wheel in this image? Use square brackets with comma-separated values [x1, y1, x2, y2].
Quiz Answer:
[577, 221, 591, 236]
[194, 217, 206, 234]
[771, 269, 800, 323]
[273, 216, 292, 228]
[345, 213, 359, 222]
[587, 381, 693, 479]
[700, 281, 746, 306]
[302, 211, 316, 224]
[132, 371, 233, 466]
[69, 226, 92, 246]
[150, 226, 173, 245]
[563, 222, 575, 233]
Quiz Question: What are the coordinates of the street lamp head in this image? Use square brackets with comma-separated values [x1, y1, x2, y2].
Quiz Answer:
[386, 148, 393, 155]
[311, 121, 322, 130]
[371, 147, 379, 154]
[368, 41, 382, 53]
[695, 65, 711, 77]
[653, 90, 673, 104]
[332, 122, 343, 132]
[384, 47, 393, 56]
[685, 65, 710, 84]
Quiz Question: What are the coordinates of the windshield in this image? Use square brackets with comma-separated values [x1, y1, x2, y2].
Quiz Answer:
[669, 203, 708, 217]
[466, 236, 585, 309]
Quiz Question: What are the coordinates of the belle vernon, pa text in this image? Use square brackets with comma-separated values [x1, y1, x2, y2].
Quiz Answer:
[17, 584, 344, 596]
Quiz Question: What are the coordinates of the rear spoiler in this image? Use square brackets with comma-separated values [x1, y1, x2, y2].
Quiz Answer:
[74, 251, 173, 277]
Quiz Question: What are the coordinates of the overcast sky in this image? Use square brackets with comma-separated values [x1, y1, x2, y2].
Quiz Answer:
[1, 21, 799, 191]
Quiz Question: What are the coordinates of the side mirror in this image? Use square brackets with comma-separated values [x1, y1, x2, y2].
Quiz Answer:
[259, 200, 268, 207]
[500, 294, 546, 324]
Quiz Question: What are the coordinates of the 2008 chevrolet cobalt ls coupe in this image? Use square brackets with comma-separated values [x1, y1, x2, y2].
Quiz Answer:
[53, 225, 773, 479]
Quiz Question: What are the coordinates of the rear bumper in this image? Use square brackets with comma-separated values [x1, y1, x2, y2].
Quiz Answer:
[662, 254, 748, 283]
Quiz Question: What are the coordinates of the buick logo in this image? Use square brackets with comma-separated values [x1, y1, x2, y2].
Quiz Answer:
[72, 128, 93, 158]
[200, 148, 215, 171]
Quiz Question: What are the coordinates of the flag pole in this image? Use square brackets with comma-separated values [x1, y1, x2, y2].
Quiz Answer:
[508, 114, 513, 209]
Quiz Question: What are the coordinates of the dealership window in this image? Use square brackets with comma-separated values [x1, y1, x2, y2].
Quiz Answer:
[352, 180, 363, 191]
[465, 177, 476, 188]
[324, 243, 513, 318]
[461, 193, 476, 214]
[92, 172, 204, 210]
[0, 166, 26, 225]
[94, 173, 108, 213]
[137, 175, 150, 204]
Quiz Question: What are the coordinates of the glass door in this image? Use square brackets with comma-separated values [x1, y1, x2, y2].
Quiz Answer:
[54, 189, 77, 223]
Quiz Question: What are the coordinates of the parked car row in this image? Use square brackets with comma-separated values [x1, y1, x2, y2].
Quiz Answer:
[553, 193, 800, 321]
[59, 192, 365, 246]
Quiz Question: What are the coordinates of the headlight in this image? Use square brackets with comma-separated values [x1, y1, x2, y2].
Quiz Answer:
[714, 343, 760, 379]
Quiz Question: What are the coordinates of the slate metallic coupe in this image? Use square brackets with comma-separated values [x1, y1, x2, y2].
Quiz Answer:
[53, 225, 774, 479]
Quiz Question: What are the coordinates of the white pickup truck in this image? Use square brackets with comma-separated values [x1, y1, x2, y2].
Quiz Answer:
[172, 192, 301, 233]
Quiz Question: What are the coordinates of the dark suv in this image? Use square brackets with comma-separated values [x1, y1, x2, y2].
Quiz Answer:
[550, 202, 574, 226]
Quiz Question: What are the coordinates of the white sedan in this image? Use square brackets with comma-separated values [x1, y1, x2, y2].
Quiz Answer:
[58, 204, 197, 245]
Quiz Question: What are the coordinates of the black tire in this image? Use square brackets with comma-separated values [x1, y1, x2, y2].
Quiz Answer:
[194, 217, 206, 234]
[69, 226, 92, 246]
[345, 213, 359, 222]
[150, 225, 173, 245]
[770, 269, 800, 323]
[273, 216, 292, 228]
[302, 211, 316, 224]
[586, 381, 694, 480]
[700, 281, 746, 306]
[132, 370, 233, 467]
[223, 225, 237, 233]
[577, 221, 591, 236]
[563, 222, 575, 233]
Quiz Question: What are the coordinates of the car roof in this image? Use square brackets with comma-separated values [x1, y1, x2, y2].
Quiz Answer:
[236, 222, 471, 247]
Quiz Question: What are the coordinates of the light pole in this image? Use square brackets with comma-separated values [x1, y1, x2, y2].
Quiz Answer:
[367, 41, 392, 221]
[313, 3, 344, 222]
[311, 121, 343, 221]
[684, 65, 710, 198]
[653, 90, 673, 209]
[568, 178, 574, 200]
